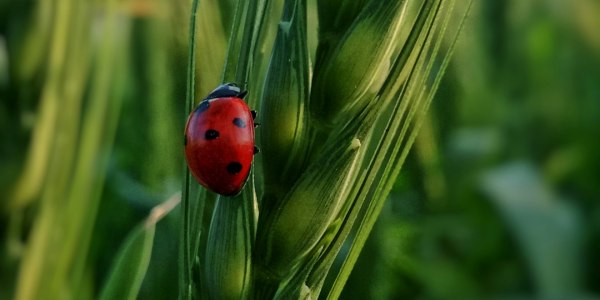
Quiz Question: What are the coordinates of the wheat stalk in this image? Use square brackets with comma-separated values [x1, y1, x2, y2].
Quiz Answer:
[181, 0, 472, 299]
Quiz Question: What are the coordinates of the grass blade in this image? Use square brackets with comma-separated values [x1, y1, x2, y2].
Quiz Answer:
[13, 0, 127, 298]
[99, 194, 180, 300]
[180, 0, 200, 298]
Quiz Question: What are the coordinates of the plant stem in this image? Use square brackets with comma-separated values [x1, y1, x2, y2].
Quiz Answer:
[180, 0, 200, 299]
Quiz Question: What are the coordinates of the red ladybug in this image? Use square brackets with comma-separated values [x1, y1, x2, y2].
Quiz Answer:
[184, 83, 258, 196]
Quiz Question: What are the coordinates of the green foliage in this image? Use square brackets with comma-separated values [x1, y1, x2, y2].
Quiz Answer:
[341, 1, 600, 299]
[99, 223, 155, 300]
[180, 0, 472, 299]
[99, 194, 180, 300]
[2, 0, 598, 300]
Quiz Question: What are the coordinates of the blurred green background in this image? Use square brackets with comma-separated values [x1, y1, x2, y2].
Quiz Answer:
[1, 0, 599, 299]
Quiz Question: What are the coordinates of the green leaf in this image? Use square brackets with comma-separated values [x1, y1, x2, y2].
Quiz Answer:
[98, 224, 154, 300]
[99, 194, 180, 300]
[13, 1, 128, 298]
[481, 162, 584, 295]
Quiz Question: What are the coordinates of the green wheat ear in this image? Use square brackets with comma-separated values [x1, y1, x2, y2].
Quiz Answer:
[310, 0, 406, 129]
[180, 0, 473, 299]
[259, 0, 311, 198]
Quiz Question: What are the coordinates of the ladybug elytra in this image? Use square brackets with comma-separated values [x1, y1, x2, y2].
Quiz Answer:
[184, 83, 258, 196]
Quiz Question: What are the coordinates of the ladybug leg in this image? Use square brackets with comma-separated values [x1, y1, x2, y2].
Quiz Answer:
[250, 110, 260, 127]
[254, 146, 260, 155]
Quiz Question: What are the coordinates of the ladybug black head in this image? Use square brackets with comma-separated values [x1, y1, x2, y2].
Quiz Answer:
[204, 83, 247, 100]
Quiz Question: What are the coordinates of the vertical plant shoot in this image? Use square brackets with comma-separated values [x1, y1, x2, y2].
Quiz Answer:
[180, 0, 473, 299]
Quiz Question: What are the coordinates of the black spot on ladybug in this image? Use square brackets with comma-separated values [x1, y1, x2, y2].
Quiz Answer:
[254, 146, 260, 154]
[233, 118, 246, 128]
[226, 162, 242, 174]
[205, 129, 219, 140]
[196, 100, 210, 113]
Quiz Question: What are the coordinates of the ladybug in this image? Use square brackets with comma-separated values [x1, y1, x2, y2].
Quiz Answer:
[184, 83, 259, 196]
